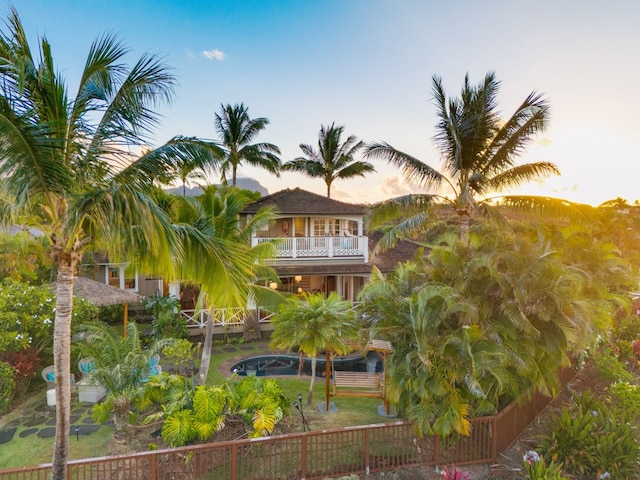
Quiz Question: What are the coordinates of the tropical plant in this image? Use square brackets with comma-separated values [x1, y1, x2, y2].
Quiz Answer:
[522, 450, 567, 480]
[162, 338, 197, 375]
[0, 10, 215, 476]
[143, 293, 185, 339]
[214, 103, 281, 186]
[283, 122, 374, 198]
[0, 279, 96, 355]
[358, 224, 624, 436]
[0, 231, 51, 282]
[170, 185, 281, 384]
[363, 71, 560, 248]
[0, 360, 16, 414]
[537, 392, 640, 479]
[159, 376, 288, 447]
[270, 292, 359, 409]
[1, 348, 41, 395]
[76, 322, 173, 444]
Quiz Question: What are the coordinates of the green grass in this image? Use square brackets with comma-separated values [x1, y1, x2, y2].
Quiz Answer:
[203, 341, 395, 432]
[0, 339, 396, 470]
[0, 391, 114, 469]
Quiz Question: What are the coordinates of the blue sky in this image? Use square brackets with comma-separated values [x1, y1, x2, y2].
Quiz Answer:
[4, 1, 640, 205]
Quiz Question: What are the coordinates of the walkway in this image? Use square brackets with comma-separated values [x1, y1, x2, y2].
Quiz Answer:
[0, 387, 110, 446]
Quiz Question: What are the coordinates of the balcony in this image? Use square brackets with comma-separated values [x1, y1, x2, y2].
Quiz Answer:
[252, 236, 368, 261]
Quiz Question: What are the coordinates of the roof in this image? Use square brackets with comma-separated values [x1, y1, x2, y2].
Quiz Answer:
[241, 188, 368, 215]
[369, 232, 425, 272]
[49, 276, 142, 306]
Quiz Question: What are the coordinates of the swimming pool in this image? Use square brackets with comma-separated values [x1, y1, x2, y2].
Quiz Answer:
[230, 352, 381, 377]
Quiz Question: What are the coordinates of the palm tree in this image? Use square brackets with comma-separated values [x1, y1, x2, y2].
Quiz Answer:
[0, 10, 213, 477]
[75, 322, 172, 444]
[170, 185, 281, 384]
[364, 72, 558, 247]
[270, 292, 359, 410]
[214, 103, 281, 186]
[283, 123, 375, 198]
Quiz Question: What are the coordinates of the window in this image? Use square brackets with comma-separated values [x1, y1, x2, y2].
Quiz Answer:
[312, 218, 340, 236]
[104, 264, 138, 291]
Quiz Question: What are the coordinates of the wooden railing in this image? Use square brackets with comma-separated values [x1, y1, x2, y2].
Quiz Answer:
[252, 236, 368, 261]
[0, 366, 576, 480]
[181, 306, 275, 329]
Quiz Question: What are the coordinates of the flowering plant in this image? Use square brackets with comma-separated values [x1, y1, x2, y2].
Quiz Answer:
[440, 465, 471, 480]
[522, 450, 567, 480]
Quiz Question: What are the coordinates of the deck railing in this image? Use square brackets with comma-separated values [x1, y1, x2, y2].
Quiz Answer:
[0, 366, 576, 480]
[252, 236, 368, 261]
[181, 306, 275, 330]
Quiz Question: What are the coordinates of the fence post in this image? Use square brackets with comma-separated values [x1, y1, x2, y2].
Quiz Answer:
[231, 443, 238, 480]
[491, 417, 498, 464]
[434, 434, 440, 465]
[149, 452, 157, 480]
[364, 427, 370, 475]
[301, 434, 307, 479]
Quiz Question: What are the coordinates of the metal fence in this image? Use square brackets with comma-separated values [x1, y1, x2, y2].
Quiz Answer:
[0, 367, 575, 480]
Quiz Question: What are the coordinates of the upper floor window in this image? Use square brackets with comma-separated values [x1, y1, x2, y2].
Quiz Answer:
[313, 218, 341, 236]
[105, 264, 138, 291]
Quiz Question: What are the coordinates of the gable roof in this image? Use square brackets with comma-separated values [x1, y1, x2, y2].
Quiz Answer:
[241, 188, 367, 215]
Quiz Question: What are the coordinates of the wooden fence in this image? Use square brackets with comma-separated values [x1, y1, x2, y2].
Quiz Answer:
[0, 367, 576, 480]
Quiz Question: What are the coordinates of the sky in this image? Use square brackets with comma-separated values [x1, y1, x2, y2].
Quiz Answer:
[3, 0, 640, 206]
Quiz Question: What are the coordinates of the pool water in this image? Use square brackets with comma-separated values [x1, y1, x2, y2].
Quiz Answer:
[230, 353, 381, 377]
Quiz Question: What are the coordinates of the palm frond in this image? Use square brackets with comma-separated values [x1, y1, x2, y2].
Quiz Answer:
[363, 141, 446, 190]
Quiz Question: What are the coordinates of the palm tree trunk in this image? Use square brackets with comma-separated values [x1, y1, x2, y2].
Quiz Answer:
[459, 212, 470, 244]
[51, 258, 76, 480]
[113, 397, 131, 444]
[307, 356, 317, 405]
[198, 311, 214, 385]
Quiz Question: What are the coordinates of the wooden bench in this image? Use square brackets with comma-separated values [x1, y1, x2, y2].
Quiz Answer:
[332, 371, 383, 398]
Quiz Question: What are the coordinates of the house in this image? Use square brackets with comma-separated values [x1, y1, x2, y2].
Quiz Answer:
[81, 188, 420, 336]
[241, 188, 372, 301]
[240, 187, 419, 302]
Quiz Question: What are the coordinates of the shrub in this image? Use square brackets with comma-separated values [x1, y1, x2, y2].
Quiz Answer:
[0, 360, 16, 414]
[143, 294, 185, 339]
[0, 279, 97, 356]
[537, 392, 640, 478]
[608, 381, 640, 420]
[440, 465, 471, 480]
[1, 348, 41, 394]
[590, 348, 635, 383]
[613, 314, 640, 342]
[163, 339, 196, 375]
[522, 450, 567, 480]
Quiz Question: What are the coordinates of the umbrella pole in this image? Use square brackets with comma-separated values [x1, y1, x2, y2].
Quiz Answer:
[123, 303, 129, 337]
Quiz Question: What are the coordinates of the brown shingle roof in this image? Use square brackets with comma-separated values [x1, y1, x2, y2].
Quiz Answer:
[241, 188, 367, 215]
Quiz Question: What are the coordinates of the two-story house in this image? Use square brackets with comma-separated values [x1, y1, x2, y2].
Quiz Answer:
[241, 187, 373, 301]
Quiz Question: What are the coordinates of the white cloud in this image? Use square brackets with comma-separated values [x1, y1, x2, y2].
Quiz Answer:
[202, 49, 226, 61]
[186, 49, 197, 59]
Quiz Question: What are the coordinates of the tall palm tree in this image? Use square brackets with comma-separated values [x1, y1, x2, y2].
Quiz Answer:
[214, 103, 281, 186]
[170, 185, 280, 384]
[364, 72, 558, 247]
[0, 10, 213, 477]
[283, 123, 375, 198]
[270, 292, 359, 410]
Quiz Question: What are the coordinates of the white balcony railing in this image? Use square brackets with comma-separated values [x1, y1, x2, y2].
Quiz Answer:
[181, 304, 359, 329]
[181, 306, 276, 329]
[252, 236, 368, 261]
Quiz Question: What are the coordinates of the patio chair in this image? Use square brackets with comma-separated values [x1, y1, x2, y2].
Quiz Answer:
[77, 358, 96, 380]
[41, 365, 75, 390]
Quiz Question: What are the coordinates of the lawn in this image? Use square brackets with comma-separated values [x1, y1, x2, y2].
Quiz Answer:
[0, 339, 396, 470]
